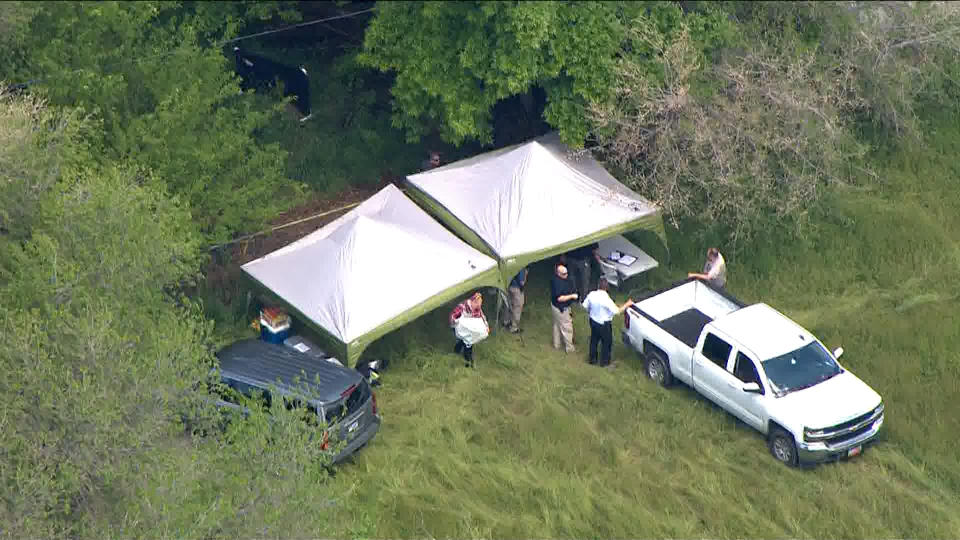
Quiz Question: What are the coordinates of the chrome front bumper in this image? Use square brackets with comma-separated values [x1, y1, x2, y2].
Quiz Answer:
[797, 414, 884, 463]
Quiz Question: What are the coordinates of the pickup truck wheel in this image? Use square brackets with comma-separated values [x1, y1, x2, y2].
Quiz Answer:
[768, 427, 799, 467]
[645, 351, 674, 388]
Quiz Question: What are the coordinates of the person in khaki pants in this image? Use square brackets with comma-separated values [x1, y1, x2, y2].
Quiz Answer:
[549, 264, 578, 352]
[502, 267, 528, 333]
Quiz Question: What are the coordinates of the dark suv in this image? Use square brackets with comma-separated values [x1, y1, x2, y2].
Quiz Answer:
[213, 339, 380, 464]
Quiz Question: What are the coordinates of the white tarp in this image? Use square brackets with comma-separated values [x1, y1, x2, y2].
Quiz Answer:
[242, 184, 498, 345]
[406, 132, 660, 259]
[454, 316, 489, 347]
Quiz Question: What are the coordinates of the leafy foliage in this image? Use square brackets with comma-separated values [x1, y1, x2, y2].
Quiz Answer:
[21, 1, 302, 242]
[254, 48, 423, 191]
[0, 1, 39, 81]
[360, 1, 647, 147]
[840, 1, 960, 137]
[590, 1, 960, 243]
[0, 81, 336, 540]
[0, 89, 208, 537]
[0, 91, 86, 244]
[590, 15, 868, 242]
[121, 379, 341, 539]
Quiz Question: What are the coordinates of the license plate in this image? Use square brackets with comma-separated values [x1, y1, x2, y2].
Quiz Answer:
[348, 420, 359, 433]
[847, 445, 862, 458]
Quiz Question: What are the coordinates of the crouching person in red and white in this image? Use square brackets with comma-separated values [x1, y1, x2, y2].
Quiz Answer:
[449, 291, 489, 368]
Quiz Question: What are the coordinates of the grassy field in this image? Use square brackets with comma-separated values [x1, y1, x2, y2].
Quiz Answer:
[209, 105, 960, 537]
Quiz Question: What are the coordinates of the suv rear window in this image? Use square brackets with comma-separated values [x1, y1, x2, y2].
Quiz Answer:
[324, 381, 370, 424]
[345, 381, 370, 415]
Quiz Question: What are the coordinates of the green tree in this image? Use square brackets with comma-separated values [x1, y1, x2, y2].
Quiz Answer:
[0, 87, 339, 540]
[359, 1, 733, 147]
[359, 1, 626, 146]
[0, 88, 209, 537]
[0, 1, 39, 80]
[21, 1, 302, 242]
[0, 87, 86, 244]
[589, 1, 960, 243]
[590, 12, 868, 242]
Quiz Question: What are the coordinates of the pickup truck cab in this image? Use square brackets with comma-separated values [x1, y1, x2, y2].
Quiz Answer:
[623, 278, 884, 466]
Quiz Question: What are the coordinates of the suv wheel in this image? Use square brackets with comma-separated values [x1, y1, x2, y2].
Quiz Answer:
[768, 427, 799, 467]
[645, 350, 674, 388]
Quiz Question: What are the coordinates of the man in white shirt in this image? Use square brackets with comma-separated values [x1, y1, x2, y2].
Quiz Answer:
[688, 247, 727, 289]
[581, 280, 634, 367]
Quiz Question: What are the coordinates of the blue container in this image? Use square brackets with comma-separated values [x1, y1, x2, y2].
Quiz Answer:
[260, 322, 291, 344]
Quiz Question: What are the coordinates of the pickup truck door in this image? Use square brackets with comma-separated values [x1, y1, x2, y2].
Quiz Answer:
[692, 332, 736, 410]
[720, 351, 767, 431]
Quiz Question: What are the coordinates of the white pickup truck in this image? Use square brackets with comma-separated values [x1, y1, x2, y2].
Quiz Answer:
[622, 278, 884, 466]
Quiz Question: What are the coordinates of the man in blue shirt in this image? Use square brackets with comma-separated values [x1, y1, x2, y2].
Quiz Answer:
[502, 267, 528, 333]
[581, 279, 634, 367]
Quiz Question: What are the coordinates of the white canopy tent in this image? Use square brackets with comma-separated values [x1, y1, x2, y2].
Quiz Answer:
[405, 132, 666, 286]
[242, 184, 501, 364]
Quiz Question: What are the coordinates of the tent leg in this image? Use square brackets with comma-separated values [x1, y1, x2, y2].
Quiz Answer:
[493, 287, 503, 334]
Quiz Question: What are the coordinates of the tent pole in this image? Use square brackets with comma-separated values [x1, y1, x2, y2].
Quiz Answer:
[493, 287, 502, 333]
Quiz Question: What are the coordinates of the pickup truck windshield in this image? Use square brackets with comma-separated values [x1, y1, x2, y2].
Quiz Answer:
[763, 342, 842, 397]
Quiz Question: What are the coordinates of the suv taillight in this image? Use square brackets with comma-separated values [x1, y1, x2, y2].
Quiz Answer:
[371, 391, 378, 415]
[320, 429, 330, 450]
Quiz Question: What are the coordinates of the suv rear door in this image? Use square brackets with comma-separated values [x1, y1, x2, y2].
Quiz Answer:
[323, 380, 375, 446]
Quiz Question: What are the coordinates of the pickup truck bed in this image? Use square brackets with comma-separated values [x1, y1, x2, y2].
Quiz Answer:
[660, 308, 714, 348]
[630, 279, 743, 345]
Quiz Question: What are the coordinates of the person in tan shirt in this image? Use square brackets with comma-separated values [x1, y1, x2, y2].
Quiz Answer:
[688, 247, 727, 289]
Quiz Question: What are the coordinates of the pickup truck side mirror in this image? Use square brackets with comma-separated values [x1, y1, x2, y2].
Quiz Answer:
[833, 347, 844, 360]
[742, 382, 762, 394]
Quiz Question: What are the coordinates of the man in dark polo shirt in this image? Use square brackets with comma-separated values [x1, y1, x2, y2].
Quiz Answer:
[565, 242, 601, 299]
[550, 264, 579, 353]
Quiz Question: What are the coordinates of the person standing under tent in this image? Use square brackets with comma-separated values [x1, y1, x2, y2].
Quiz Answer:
[420, 151, 441, 172]
[550, 264, 578, 353]
[688, 247, 727, 289]
[564, 242, 601, 299]
[449, 292, 488, 368]
[582, 279, 634, 367]
[501, 267, 528, 333]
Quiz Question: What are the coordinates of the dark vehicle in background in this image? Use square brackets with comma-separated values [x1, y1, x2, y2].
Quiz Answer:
[212, 339, 380, 464]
